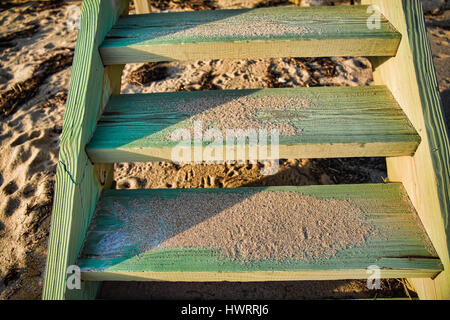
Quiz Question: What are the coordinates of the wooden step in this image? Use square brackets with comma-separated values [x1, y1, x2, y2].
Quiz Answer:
[86, 86, 420, 163]
[78, 183, 442, 281]
[100, 6, 401, 64]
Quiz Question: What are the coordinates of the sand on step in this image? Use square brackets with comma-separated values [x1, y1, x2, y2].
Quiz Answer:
[145, 14, 312, 41]
[171, 95, 311, 139]
[105, 191, 378, 263]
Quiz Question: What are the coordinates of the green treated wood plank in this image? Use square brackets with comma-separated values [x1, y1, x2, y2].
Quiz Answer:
[42, 0, 129, 300]
[100, 6, 401, 64]
[363, 0, 450, 299]
[78, 183, 442, 281]
[86, 86, 420, 163]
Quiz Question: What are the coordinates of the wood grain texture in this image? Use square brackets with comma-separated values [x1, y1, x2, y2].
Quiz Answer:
[362, 0, 450, 299]
[78, 183, 442, 281]
[99, 6, 401, 64]
[42, 0, 129, 300]
[86, 86, 420, 163]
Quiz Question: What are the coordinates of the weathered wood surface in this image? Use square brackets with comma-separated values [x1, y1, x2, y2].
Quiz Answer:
[362, 0, 450, 299]
[86, 86, 420, 163]
[42, 0, 129, 300]
[78, 183, 442, 281]
[99, 6, 401, 64]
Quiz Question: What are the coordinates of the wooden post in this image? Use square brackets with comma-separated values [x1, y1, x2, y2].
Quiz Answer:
[362, 0, 450, 299]
[134, 0, 152, 14]
[42, 0, 129, 300]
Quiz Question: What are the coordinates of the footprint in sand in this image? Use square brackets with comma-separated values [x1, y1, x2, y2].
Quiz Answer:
[10, 130, 41, 148]
[26, 150, 51, 179]
[0, 67, 12, 89]
[4, 198, 20, 217]
[10, 133, 29, 147]
[3, 181, 18, 195]
[117, 181, 130, 189]
[22, 184, 36, 198]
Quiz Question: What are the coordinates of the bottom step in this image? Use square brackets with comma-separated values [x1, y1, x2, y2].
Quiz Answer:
[78, 184, 442, 281]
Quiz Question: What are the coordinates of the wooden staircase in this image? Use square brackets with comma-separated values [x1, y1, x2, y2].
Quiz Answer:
[43, 0, 450, 300]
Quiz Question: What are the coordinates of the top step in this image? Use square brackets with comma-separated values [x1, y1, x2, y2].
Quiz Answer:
[100, 6, 401, 64]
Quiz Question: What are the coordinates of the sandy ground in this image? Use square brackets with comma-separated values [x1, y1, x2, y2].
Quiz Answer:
[0, 0, 448, 300]
[426, 9, 450, 130]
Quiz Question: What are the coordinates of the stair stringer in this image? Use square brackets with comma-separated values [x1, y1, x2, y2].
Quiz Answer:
[363, 0, 450, 299]
[42, 0, 129, 300]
